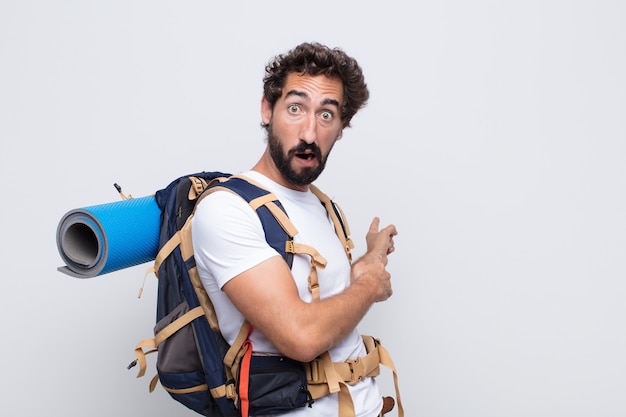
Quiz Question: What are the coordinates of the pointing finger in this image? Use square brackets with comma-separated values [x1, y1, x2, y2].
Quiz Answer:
[368, 217, 381, 233]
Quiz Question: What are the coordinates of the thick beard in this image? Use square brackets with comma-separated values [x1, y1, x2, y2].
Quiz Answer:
[267, 123, 328, 187]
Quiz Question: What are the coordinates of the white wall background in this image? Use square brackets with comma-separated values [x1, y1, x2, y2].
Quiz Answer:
[1, 1, 625, 416]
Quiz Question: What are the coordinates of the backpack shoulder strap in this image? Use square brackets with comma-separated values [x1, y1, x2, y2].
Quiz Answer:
[309, 184, 354, 262]
[202, 174, 298, 267]
[221, 175, 353, 262]
[202, 176, 354, 300]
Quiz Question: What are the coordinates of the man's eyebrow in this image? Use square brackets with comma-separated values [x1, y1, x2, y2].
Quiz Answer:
[285, 89, 307, 100]
[285, 89, 340, 108]
[321, 98, 340, 108]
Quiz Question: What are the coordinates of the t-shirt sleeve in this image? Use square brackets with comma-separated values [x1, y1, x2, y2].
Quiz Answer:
[191, 190, 280, 289]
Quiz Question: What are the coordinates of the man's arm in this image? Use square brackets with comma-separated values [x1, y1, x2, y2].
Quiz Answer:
[222, 217, 397, 362]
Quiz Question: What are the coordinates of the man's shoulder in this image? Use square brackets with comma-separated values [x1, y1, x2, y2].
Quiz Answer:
[193, 187, 259, 231]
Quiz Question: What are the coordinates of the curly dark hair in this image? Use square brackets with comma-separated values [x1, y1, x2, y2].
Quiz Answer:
[262, 42, 369, 130]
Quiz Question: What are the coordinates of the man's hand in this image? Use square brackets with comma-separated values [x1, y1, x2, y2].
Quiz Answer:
[351, 217, 398, 302]
[365, 217, 398, 262]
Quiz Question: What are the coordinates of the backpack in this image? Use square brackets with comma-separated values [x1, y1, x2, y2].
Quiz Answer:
[129, 172, 403, 417]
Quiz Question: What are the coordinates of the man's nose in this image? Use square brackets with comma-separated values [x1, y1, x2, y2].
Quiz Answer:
[299, 114, 317, 144]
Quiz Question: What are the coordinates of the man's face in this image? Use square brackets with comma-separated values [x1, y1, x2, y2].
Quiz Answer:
[262, 73, 344, 188]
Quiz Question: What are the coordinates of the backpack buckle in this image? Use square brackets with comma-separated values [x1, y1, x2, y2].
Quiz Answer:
[188, 176, 208, 200]
[346, 357, 366, 385]
[225, 381, 238, 401]
[304, 358, 324, 384]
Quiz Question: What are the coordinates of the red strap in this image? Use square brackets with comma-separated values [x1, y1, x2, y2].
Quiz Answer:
[239, 326, 254, 417]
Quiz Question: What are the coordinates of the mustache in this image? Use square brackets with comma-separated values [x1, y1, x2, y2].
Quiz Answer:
[289, 142, 322, 159]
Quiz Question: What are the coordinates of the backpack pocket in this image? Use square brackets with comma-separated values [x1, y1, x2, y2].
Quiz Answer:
[154, 302, 215, 415]
[158, 369, 214, 415]
[245, 355, 313, 415]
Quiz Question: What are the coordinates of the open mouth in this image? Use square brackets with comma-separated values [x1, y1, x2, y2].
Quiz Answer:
[296, 152, 317, 161]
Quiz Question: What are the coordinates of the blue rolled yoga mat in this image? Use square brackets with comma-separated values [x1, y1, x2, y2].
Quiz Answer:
[56, 196, 161, 278]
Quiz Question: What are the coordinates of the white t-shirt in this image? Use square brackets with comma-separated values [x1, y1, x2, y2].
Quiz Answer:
[192, 171, 382, 417]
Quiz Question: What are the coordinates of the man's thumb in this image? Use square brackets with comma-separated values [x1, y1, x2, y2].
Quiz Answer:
[369, 217, 381, 233]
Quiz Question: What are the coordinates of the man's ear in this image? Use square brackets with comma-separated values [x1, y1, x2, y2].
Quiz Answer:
[261, 97, 272, 125]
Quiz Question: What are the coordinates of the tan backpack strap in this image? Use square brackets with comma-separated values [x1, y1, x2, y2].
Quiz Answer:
[179, 216, 222, 332]
[141, 174, 224, 286]
[337, 384, 356, 417]
[305, 346, 380, 388]
[305, 336, 404, 417]
[320, 351, 342, 394]
[132, 339, 158, 378]
[309, 184, 354, 261]
[148, 174, 221, 284]
[149, 374, 160, 392]
[137, 231, 182, 298]
[372, 339, 404, 417]
[285, 242, 327, 267]
[188, 176, 209, 199]
[251, 197, 299, 238]
[157, 306, 204, 345]
[223, 320, 252, 378]
[227, 174, 300, 238]
[163, 381, 209, 395]
[154, 232, 182, 277]
[285, 241, 327, 300]
[308, 353, 356, 417]
[210, 382, 236, 403]
[138, 267, 154, 299]
[131, 306, 204, 379]
[206, 184, 299, 239]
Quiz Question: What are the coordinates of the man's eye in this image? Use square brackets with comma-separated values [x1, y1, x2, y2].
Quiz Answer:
[288, 105, 300, 114]
[320, 111, 333, 121]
